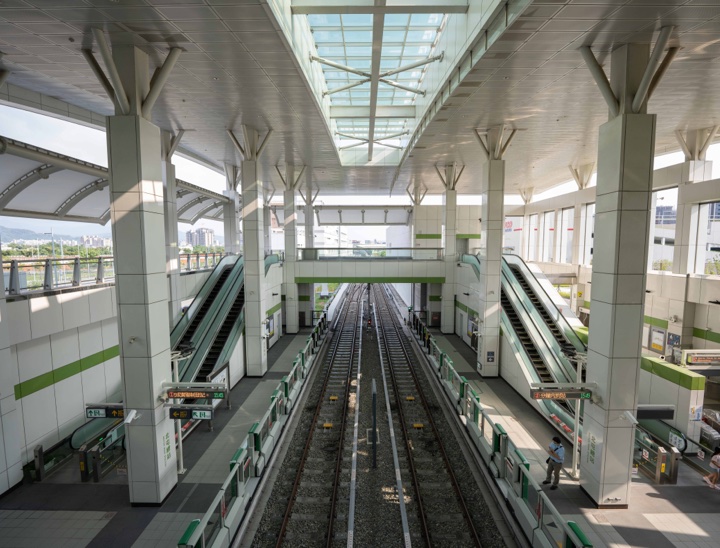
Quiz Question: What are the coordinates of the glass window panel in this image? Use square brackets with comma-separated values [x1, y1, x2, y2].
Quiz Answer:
[542, 211, 555, 262]
[410, 13, 443, 26]
[528, 214, 538, 262]
[341, 14, 373, 26]
[559, 208, 574, 264]
[317, 46, 344, 56]
[650, 187, 677, 272]
[385, 14, 410, 26]
[583, 203, 594, 266]
[406, 30, 436, 42]
[383, 31, 407, 42]
[380, 59, 401, 69]
[345, 46, 372, 56]
[343, 30, 372, 42]
[313, 30, 343, 42]
[308, 14, 341, 26]
[696, 201, 720, 275]
[382, 46, 403, 56]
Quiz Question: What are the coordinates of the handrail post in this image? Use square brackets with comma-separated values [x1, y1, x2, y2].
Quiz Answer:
[195, 253, 200, 270]
[96, 257, 105, 283]
[9, 259, 20, 295]
[43, 259, 53, 290]
[72, 257, 81, 286]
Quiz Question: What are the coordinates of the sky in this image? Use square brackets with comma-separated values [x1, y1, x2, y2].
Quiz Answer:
[1, 102, 719, 241]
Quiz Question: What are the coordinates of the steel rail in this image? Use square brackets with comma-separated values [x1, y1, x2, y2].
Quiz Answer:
[374, 284, 483, 547]
[275, 284, 362, 547]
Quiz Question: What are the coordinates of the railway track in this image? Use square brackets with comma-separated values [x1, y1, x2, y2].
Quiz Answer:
[372, 284, 483, 547]
[272, 284, 364, 547]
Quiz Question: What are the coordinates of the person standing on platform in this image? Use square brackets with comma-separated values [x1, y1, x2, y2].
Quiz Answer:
[543, 436, 565, 490]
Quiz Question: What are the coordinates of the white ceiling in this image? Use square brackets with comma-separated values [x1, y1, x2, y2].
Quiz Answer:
[0, 0, 719, 200]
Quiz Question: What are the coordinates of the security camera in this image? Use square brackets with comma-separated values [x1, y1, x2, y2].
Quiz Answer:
[621, 410, 639, 426]
[124, 409, 141, 424]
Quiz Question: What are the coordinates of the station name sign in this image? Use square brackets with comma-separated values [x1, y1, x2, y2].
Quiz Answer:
[531, 389, 592, 400]
[167, 389, 225, 400]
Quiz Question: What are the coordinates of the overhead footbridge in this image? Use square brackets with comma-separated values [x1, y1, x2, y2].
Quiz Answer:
[293, 247, 447, 283]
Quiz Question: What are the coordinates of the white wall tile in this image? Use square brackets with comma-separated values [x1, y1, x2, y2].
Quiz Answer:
[16, 337, 52, 383]
[7, 301, 31, 346]
[29, 296, 63, 339]
[54, 376, 84, 427]
[59, 292, 90, 330]
[50, 330, 80, 370]
[20, 389, 58, 449]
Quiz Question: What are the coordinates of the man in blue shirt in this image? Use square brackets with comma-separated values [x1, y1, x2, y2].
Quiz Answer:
[543, 436, 565, 490]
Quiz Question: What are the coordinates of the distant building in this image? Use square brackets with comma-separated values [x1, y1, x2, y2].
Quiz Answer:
[185, 228, 215, 247]
[79, 235, 113, 248]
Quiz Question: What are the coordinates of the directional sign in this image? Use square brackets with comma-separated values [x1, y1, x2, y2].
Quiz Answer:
[169, 407, 214, 421]
[86, 405, 124, 419]
[531, 389, 592, 400]
[167, 389, 226, 400]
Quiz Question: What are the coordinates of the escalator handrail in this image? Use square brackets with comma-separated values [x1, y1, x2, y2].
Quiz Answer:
[501, 270, 571, 384]
[502, 253, 586, 353]
[170, 254, 240, 348]
[501, 261, 579, 383]
[180, 264, 245, 383]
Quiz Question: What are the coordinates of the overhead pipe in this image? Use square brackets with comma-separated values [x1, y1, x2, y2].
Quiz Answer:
[91, 28, 130, 115]
[142, 48, 182, 119]
[647, 47, 678, 101]
[632, 26, 674, 113]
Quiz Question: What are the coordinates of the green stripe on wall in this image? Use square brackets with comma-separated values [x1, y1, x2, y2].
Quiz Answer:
[456, 234, 481, 239]
[641, 356, 705, 390]
[298, 295, 311, 301]
[582, 301, 591, 309]
[429, 295, 441, 302]
[14, 345, 120, 401]
[295, 277, 445, 283]
[693, 328, 720, 345]
[454, 299, 478, 318]
[266, 302, 282, 316]
[644, 316, 669, 330]
[415, 234, 441, 239]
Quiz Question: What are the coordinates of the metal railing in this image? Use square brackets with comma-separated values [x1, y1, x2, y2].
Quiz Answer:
[297, 247, 443, 260]
[2, 253, 225, 295]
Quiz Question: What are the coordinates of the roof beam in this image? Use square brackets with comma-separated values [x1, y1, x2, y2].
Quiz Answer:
[367, 1, 386, 163]
[189, 200, 224, 224]
[330, 106, 415, 119]
[54, 178, 109, 217]
[0, 164, 63, 210]
[1, 208, 105, 225]
[292, 0, 468, 14]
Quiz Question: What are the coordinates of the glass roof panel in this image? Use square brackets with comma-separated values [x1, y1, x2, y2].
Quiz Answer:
[307, 10, 447, 149]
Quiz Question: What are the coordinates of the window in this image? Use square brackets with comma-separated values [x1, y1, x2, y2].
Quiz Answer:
[583, 203, 595, 265]
[541, 211, 555, 262]
[559, 208, 574, 264]
[503, 216, 523, 254]
[650, 187, 677, 271]
[695, 201, 720, 276]
[527, 214, 538, 261]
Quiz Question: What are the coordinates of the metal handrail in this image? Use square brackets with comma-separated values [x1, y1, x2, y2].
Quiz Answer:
[298, 247, 443, 260]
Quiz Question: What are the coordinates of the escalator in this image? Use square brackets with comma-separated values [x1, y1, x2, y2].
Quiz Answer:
[500, 290, 554, 383]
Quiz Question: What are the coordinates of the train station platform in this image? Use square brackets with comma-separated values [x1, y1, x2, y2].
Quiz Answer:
[428, 329, 720, 548]
[0, 329, 313, 548]
[2, 314, 720, 548]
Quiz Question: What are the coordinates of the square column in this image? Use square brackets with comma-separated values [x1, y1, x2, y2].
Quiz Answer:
[441, 189, 457, 333]
[223, 164, 241, 255]
[477, 159, 504, 376]
[108, 114, 177, 504]
[241, 159, 268, 376]
[161, 146, 181, 324]
[284, 189, 299, 333]
[0, 290, 22, 495]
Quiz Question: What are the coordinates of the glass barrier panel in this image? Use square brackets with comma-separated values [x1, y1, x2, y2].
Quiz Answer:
[203, 498, 224, 546]
[527, 487, 541, 521]
[481, 414, 494, 449]
[541, 501, 566, 548]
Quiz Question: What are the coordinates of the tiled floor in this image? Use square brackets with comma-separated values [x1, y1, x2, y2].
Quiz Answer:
[131, 513, 204, 548]
[0, 510, 114, 548]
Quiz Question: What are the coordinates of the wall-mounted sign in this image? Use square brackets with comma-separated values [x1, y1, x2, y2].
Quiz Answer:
[487, 351, 495, 363]
[650, 327, 666, 352]
[85, 405, 124, 419]
[531, 389, 592, 400]
[167, 389, 225, 400]
[169, 407, 214, 420]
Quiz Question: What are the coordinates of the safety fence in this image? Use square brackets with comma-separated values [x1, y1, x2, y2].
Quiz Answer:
[177, 291, 338, 548]
[409, 312, 593, 548]
[2, 253, 225, 295]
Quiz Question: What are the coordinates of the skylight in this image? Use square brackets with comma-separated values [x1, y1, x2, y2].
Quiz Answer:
[307, 12, 446, 161]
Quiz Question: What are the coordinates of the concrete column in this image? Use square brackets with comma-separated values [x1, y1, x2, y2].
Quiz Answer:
[304, 178, 314, 249]
[441, 186, 457, 334]
[581, 43, 658, 508]
[477, 140, 505, 376]
[572, 203, 588, 266]
[105, 44, 178, 504]
[223, 164, 241, 254]
[241, 145, 268, 376]
[284, 189, 299, 333]
[263, 194, 272, 255]
[161, 132, 181, 325]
